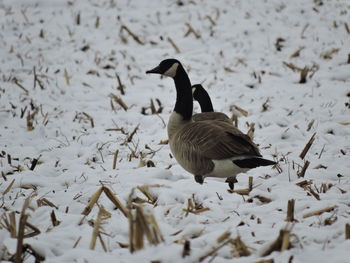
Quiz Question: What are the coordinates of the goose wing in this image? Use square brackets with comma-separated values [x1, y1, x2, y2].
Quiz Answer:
[176, 120, 260, 160]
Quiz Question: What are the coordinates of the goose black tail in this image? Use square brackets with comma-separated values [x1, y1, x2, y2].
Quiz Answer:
[233, 157, 276, 169]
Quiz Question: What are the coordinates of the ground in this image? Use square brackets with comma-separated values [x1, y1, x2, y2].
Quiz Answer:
[1, 0, 350, 262]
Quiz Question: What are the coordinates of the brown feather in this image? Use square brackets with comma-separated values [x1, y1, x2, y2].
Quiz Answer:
[176, 120, 259, 158]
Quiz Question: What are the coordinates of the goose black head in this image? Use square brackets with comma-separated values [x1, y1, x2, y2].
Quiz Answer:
[146, 58, 181, 78]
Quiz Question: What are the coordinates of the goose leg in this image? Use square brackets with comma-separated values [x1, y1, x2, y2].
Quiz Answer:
[225, 176, 238, 190]
[194, 175, 204, 185]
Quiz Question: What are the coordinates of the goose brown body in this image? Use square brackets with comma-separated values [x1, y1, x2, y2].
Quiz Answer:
[192, 112, 231, 123]
[169, 112, 260, 178]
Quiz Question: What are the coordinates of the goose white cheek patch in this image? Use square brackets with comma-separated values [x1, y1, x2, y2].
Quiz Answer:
[164, 62, 179, 77]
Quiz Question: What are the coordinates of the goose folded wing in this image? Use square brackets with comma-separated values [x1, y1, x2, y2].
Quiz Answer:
[178, 120, 261, 160]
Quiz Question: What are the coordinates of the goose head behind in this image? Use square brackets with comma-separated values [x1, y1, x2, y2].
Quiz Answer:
[192, 84, 214, 112]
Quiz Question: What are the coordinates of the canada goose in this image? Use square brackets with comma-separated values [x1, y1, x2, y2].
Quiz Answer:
[146, 59, 276, 189]
[192, 84, 231, 123]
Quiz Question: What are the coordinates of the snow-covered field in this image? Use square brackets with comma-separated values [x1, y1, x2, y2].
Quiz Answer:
[1, 0, 350, 262]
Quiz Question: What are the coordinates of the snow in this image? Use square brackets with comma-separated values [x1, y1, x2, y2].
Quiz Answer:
[1, 0, 350, 262]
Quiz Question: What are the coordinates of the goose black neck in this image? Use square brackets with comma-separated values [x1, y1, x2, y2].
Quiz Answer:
[195, 87, 214, 112]
[173, 66, 193, 120]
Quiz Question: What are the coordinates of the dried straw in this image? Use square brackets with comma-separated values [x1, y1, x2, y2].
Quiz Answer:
[286, 199, 295, 222]
[303, 206, 337, 218]
[299, 133, 316, 159]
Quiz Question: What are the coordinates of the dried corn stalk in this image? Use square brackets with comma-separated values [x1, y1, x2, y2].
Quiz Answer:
[81, 186, 128, 217]
[128, 204, 164, 253]
[261, 229, 291, 256]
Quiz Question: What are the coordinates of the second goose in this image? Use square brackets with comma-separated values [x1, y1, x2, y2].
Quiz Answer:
[192, 84, 231, 123]
[146, 59, 276, 189]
